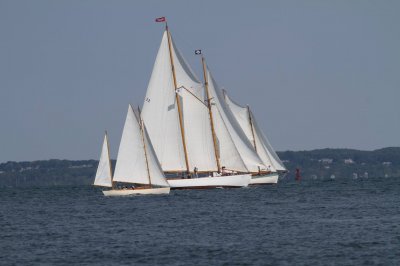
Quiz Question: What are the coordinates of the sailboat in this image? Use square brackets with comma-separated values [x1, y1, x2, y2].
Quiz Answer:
[93, 132, 113, 188]
[223, 91, 287, 184]
[141, 21, 251, 189]
[93, 105, 170, 196]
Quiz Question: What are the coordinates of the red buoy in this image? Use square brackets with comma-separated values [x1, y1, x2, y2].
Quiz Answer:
[295, 168, 301, 181]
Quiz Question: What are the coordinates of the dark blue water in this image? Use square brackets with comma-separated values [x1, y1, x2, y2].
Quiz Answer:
[1, 178, 399, 265]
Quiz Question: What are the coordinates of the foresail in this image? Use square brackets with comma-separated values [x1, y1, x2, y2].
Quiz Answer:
[141, 31, 186, 172]
[212, 104, 248, 172]
[224, 92, 276, 172]
[207, 67, 265, 173]
[223, 92, 255, 146]
[113, 105, 150, 185]
[251, 113, 287, 171]
[94, 134, 113, 187]
[142, 124, 170, 187]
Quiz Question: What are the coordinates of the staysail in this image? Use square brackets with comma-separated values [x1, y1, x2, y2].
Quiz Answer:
[93, 133, 113, 187]
[206, 66, 265, 173]
[142, 30, 217, 172]
[142, 121, 170, 187]
[251, 113, 287, 172]
[224, 92, 286, 172]
[113, 105, 169, 186]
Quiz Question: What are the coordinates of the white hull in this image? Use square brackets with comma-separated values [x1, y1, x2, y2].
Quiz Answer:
[167, 174, 251, 189]
[250, 172, 279, 185]
[102, 187, 170, 196]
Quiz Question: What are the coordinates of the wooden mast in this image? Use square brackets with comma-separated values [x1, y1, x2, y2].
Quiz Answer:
[247, 106, 261, 173]
[247, 106, 258, 152]
[200, 55, 221, 173]
[165, 22, 190, 175]
[105, 130, 115, 189]
[138, 107, 152, 188]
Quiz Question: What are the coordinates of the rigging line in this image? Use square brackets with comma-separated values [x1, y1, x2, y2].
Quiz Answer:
[176, 86, 208, 108]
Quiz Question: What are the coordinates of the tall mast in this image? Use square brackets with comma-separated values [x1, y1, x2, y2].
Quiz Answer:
[165, 22, 190, 174]
[138, 107, 152, 188]
[247, 106, 258, 152]
[247, 106, 261, 173]
[105, 130, 115, 189]
[200, 55, 221, 172]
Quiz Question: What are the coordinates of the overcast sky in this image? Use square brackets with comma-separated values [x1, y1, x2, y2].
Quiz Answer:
[0, 0, 399, 162]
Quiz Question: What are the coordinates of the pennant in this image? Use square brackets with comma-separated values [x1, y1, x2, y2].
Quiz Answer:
[195, 49, 202, 55]
[155, 17, 166, 22]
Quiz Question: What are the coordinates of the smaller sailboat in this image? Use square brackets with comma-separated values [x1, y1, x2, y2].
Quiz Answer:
[93, 105, 170, 196]
[93, 132, 113, 188]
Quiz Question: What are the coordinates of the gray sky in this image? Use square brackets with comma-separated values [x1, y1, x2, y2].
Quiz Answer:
[0, 0, 399, 163]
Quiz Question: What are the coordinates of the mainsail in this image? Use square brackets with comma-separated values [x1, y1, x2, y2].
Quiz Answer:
[93, 133, 113, 187]
[142, 30, 217, 172]
[224, 92, 286, 172]
[206, 67, 266, 173]
[113, 104, 169, 187]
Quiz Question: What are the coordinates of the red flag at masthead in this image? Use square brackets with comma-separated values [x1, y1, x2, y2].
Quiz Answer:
[155, 17, 166, 22]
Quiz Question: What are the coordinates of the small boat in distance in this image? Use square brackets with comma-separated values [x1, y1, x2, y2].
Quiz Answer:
[93, 105, 170, 196]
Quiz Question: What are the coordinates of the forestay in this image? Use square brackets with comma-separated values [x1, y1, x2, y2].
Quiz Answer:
[93, 134, 113, 187]
[206, 67, 265, 173]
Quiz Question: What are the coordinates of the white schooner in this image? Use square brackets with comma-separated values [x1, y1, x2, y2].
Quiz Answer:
[93, 105, 170, 196]
[94, 17, 284, 191]
[141, 21, 264, 189]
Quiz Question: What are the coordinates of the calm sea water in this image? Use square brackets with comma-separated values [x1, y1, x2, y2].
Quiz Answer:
[1, 178, 399, 265]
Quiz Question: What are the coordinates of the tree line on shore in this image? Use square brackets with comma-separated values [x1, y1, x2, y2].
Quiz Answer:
[0, 148, 399, 187]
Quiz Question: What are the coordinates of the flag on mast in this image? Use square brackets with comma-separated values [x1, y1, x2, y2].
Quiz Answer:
[155, 17, 166, 22]
[195, 49, 202, 55]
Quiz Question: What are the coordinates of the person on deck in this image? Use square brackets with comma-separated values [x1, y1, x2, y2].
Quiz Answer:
[221, 166, 233, 176]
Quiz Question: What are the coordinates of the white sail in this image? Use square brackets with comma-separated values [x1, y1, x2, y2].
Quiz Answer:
[224, 92, 286, 172]
[223, 92, 255, 145]
[251, 113, 287, 171]
[113, 105, 152, 185]
[142, 123, 170, 187]
[142, 31, 218, 172]
[206, 67, 265, 172]
[141, 31, 186, 172]
[93, 133, 113, 187]
[212, 105, 248, 172]
[178, 87, 218, 172]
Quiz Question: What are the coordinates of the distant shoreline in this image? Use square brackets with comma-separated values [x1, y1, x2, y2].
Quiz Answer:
[0, 147, 399, 187]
